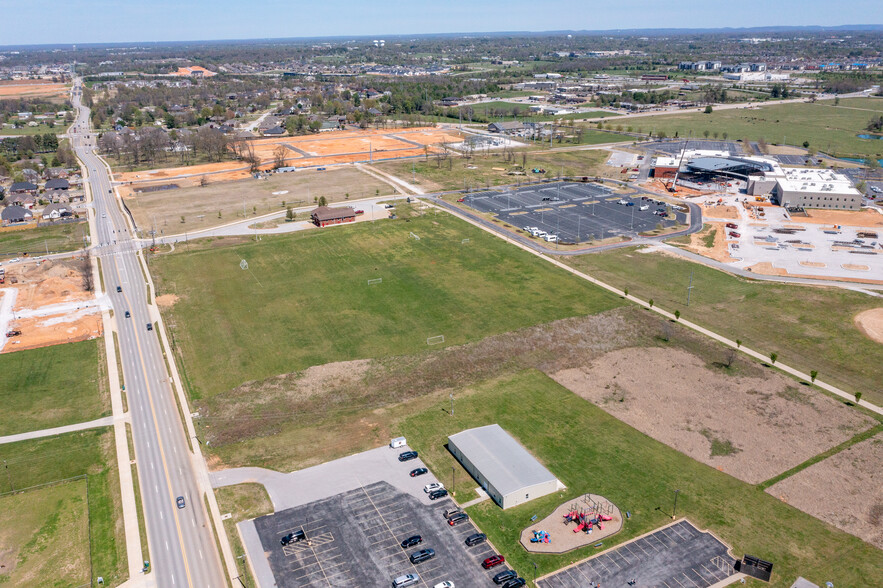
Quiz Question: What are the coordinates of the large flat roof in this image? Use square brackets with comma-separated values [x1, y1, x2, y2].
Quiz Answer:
[448, 424, 559, 496]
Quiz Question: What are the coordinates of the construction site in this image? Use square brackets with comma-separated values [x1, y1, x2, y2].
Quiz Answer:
[1, 257, 102, 353]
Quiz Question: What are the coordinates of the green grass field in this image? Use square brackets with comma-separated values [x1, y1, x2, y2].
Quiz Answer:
[152, 207, 623, 400]
[0, 339, 109, 436]
[0, 221, 89, 259]
[399, 370, 883, 587]
[374, 148, 611, 191]
[636, 98, 883, 158]
[563, 247, 883, 404]
[0, 123, 62, 135]
[0, 479, 91, 586]
[0, 428, 127, 586]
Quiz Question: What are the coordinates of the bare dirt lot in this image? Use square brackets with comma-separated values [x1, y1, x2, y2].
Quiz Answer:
[801, 209, 883, 228]
[855, 308, 883, 344]
[681, 223, 736, 262]
[0, 80, 69, 99]
[121, 166, 394, 233]
[766, 433, 883, 550]
[550, 347, 875, 484]
[2, 258, 102, 353]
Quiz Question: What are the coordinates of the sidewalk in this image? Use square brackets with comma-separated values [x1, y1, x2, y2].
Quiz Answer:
[0, 415, 114, 445]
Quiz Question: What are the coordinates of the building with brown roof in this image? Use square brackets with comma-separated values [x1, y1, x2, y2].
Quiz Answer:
[311, 206, 356, 227]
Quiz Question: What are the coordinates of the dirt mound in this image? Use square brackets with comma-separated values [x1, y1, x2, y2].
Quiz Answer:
[155, 294, 180, 308]
[4, 312, 102, 353]
[10, 260, 91, 311]
[855, 308, 883, 344]
[551, 347, 875, 484]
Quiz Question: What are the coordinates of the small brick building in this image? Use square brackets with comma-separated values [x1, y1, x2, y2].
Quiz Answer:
[311, 206, 356, 227]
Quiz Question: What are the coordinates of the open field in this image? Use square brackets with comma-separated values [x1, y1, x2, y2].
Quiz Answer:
[398, 369, 883, 587]
[551, 346, 875, 484]
[0, 339, 108, 436]
[0, 80, 69, 99]
[0, 479, 90, 586]
[0, 122, 65, 136]
[767, 431, 883, 550]
[0, 428, 127, 586]
[121, 166, 393, 233]
[636, 99, 883, 158]
[373, 148, 612, 191]
[562, 246, 883, 405]
[0, 222, 89, 259]
[152, 205, 623, 400]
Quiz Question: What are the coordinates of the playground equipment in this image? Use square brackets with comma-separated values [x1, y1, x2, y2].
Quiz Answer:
[563, 496, 616, 534]
[530, 530, 551, 544]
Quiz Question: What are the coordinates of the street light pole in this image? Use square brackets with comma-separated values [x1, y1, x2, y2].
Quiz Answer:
[450, 393, 454, 417]
[672, 489, 680, 519]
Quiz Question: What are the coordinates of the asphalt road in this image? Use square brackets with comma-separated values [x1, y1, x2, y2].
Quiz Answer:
[70, 81, 226, 587]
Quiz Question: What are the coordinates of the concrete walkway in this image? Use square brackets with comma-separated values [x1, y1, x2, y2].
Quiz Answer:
[0, 415, 115, 444]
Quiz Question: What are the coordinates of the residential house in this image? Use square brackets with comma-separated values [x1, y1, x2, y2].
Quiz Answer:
[1, 205, 33, 224]
[41, 202, 73, 220]
[45, 178, 70, 191]
[262, 126, 286, 136]
[10, 181, 38, 194]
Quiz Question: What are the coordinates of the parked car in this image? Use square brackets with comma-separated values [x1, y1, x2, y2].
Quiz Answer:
[443, 508, 463, 520]
[729, 231, 741, 238]
[392, 573, 419, 588]
[457, 198, 465, 202]
[639, 205, 649, 211]
[424, 483, 444, 494]
[429, 489, 449, 501]
[543, 234, 558, 242]
[176, 496, 185, 509]
[502, 578, 527, 588]
[281, 530, 306, 545]
[409, 468, 428, 477]
[482, 555, 505, 569]
[726, 223, 739, 229]
[433, 582, 454, 588]
[409, 548, 435, 564]
[465, 533, 487, 546]
[493, 570, 518, 584]
[398, 451, 418, 462]
[400, 535, 422, 549]
[447, 512, 469, 525]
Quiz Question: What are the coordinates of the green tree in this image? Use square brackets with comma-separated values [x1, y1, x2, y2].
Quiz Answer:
[855, 391, 862, 403]
[704, 105, 713, 114]
[318, 195, 328, 207]
[674, 310, 680, 321]
[810, 370, 818, 383]
[286, 207, 294, 221]
[769, 352, 778, 364]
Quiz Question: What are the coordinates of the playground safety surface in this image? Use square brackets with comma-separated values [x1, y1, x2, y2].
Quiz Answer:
[252, 481, 516, 588]
[520, 493, 623, 554]
[537, 519, 738, 588]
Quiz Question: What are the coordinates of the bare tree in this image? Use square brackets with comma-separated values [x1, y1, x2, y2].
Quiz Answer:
[273, 145, 287, 169]
[81, 252, 94, 292]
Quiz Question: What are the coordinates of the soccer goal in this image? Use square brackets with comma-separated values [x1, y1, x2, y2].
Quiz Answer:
[461, 238, 470, 244]
[409, 232, 421, 240]
[239, 259, 248, 270]
[367, 278, 382, 285]
[426, 335, 445, 345]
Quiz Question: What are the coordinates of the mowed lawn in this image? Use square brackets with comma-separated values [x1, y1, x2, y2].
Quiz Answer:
[0, 428, 127, 586]
[152, 209, 623, 399]
[0, 339, 109, 436]
[399, 370, 882, 587]
[0, 221, 89, 259]
[563, 247, 883, 405]
[638, 99, 883, 158]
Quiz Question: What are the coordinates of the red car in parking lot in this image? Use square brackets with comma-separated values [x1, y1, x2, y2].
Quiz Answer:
[729, 231, 741, 238]
[726, 223, 738, 229]
[482, 555, 505, 569]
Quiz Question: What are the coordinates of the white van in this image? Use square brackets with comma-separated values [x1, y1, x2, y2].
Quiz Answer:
[544, 234, 558, 242]
[393, 573, 419, 587]
[389, 437, 407, 449]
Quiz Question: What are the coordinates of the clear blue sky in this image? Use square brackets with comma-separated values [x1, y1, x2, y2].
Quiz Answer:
[4, 0, 882, 45]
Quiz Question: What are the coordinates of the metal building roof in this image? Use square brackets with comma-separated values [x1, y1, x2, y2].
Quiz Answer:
[448, 424, 558, 497]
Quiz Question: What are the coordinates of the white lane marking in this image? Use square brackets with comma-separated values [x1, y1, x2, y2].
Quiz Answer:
[166, 541, 169, 551]
[199, 549, 203, 561]
[160, 510, 164, 520]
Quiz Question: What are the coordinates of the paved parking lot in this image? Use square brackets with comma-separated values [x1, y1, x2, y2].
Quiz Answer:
[640, 140, 741, 156]
[252, 481, 517, 588]
[462, 182, 686, 243]
[537, 520, 737, 588]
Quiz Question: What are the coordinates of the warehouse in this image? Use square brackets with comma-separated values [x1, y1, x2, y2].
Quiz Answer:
[448, 424, 564, 509]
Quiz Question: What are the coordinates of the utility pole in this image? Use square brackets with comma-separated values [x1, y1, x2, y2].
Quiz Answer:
[686, 269, 694, 306]
[452, 466, 456, 496]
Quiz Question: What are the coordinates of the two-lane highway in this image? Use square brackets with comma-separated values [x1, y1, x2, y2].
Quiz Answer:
[70, 82, 226, 587]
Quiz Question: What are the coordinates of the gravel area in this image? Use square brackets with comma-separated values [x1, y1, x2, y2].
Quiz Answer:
[766, 433, 883, 550]
[551, 347, 875, 484]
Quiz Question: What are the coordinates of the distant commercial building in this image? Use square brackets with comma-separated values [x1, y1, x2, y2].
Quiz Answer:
[488, 121, 525, 134]
[311, 206, 356, 227]
[448, 424, 564, 510]
[773, 168, 862, 210]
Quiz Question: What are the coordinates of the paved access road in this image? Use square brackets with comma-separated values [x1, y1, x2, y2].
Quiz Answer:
[70, 81, 226, 588]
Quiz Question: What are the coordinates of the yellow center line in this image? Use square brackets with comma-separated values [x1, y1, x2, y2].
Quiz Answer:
[112, 243, 195, 588]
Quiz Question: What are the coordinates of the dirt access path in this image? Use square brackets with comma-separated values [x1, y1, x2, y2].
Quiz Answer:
[551, 347, 875, 484]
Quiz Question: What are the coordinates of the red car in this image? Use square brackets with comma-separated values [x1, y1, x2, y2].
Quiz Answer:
[482, 555, 505, 569]
[354, 209, 365, 215]
[457, 198, 465, 202]
[725, 223, 738, 229]
[729, 231, 741, 238]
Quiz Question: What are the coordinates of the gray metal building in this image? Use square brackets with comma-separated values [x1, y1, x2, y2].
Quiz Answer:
[448, 424, 564, 509]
